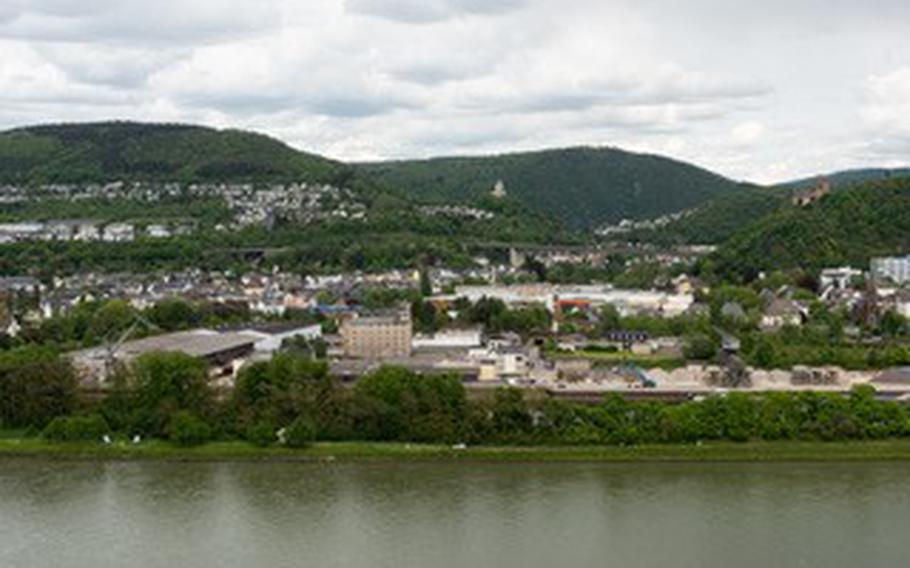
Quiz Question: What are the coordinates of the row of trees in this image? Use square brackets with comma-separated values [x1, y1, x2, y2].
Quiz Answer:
[3, 349, 910, 447]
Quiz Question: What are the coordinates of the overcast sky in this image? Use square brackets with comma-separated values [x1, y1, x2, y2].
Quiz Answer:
[1, 0, 908, 183]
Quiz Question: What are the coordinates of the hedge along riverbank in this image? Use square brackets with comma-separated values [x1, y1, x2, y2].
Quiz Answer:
[4, 349, 910, 449]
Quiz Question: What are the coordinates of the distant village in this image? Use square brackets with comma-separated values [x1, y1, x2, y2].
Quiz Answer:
[0, 181, 368, 241]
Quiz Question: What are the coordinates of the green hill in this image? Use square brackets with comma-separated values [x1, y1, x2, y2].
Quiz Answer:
[355, 147, 747, 229]
[711, 177, 910, 281]
[635, 168, 910, 247]
[780, 168, 910, 190]
[626, 185, 787, 245]
[0, 122, 342, 184]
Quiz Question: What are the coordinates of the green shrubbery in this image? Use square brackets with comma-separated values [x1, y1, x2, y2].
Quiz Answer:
[246, 420, 277, 447]
[283, 416, 317, 448]
[8, 348, 910, 449]
[167, 411, 212, 447]
[42, 414, 110, 443]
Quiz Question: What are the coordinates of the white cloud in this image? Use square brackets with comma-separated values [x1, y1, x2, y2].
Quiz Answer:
[863, 68, 910, 133]
[344, 0, 527, 23]
[0, 0, 907, 183]
[731, 121, 765, 145]
[858, 68, 910, 160]
[0, 0, 280, 45]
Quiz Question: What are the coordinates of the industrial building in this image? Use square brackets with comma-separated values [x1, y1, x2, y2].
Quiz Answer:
[70, 329, 259, 385]
[340, 309, 413, 359]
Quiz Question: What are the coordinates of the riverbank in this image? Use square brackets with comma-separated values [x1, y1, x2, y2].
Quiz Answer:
[4, 438, 910, 462]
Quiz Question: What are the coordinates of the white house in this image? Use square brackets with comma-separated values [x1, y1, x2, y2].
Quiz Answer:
[103, 223, 135, 242]
[146, 224, 172, 238]
[820, 266, 862, 290]
[761, 298, 806, 330]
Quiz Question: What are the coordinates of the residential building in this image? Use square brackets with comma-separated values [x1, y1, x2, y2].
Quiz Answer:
[871, 256, 910, 285]
[146, 224, 172, 238]
[0, 276, 43, 294]
[75, 221, 101, 241]
[103, 223, 135, 242]
[761, 298, 806, 330]
[820, 266, 862, 290]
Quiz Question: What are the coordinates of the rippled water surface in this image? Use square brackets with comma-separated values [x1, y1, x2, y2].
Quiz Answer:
[1, 459, 908, 567]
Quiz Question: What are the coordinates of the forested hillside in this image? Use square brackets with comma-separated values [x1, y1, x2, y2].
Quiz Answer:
[710, 177, 910, 280]
[633, 168, 910, 247]
[780, 168, 910, 190]
[356, 147, 747, 229]
[0, 122, 342, 184]
[628, 185, 787, 245]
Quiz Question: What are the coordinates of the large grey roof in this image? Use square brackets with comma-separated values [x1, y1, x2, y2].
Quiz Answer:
[73, 329, 258, 361]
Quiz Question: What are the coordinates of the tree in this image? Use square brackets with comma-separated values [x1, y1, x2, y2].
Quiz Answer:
[353, 366, 466, 442]
[467, 297, 507, 330]
[0, 347, 78, 428]
[419, 268, 433, 297]
[284, 415, 317, 448]
[43, 414, 110, 443]
[683, 333, 717, 361]
[490, 388, 532, 441]
[494, 305, 550, 335]
[130, 351, 214, 437]
[750, 337, 778, 368]
[86, 300, 137, 344]
[246, 420, 278, 447]
[167, 411, 212, 446]
[879, 311, 907, 338]
[147, 298, 201, 331]
[522, 255, 547, 282]
[232, 353, 329, 432]
[596, 304, 621, 334]
[411, 300, 439, 334]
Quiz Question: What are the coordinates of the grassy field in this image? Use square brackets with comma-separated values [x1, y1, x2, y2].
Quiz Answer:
[4, 438, 910, 463]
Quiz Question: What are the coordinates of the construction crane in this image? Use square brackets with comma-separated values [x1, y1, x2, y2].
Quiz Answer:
[101, 313, 159, 379]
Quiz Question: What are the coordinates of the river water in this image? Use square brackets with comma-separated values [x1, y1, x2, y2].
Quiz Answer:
[0, 459, 908, 567]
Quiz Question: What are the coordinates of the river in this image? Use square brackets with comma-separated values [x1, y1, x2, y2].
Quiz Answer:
[0, 459, 907, 567]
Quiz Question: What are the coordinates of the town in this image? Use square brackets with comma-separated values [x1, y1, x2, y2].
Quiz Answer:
[4, 247, 910, 403]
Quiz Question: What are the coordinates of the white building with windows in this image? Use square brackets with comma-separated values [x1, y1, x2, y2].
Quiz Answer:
[820, 266, 862, 290]
[103, 223, 135, 242]
[871, 256, 910, 285]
